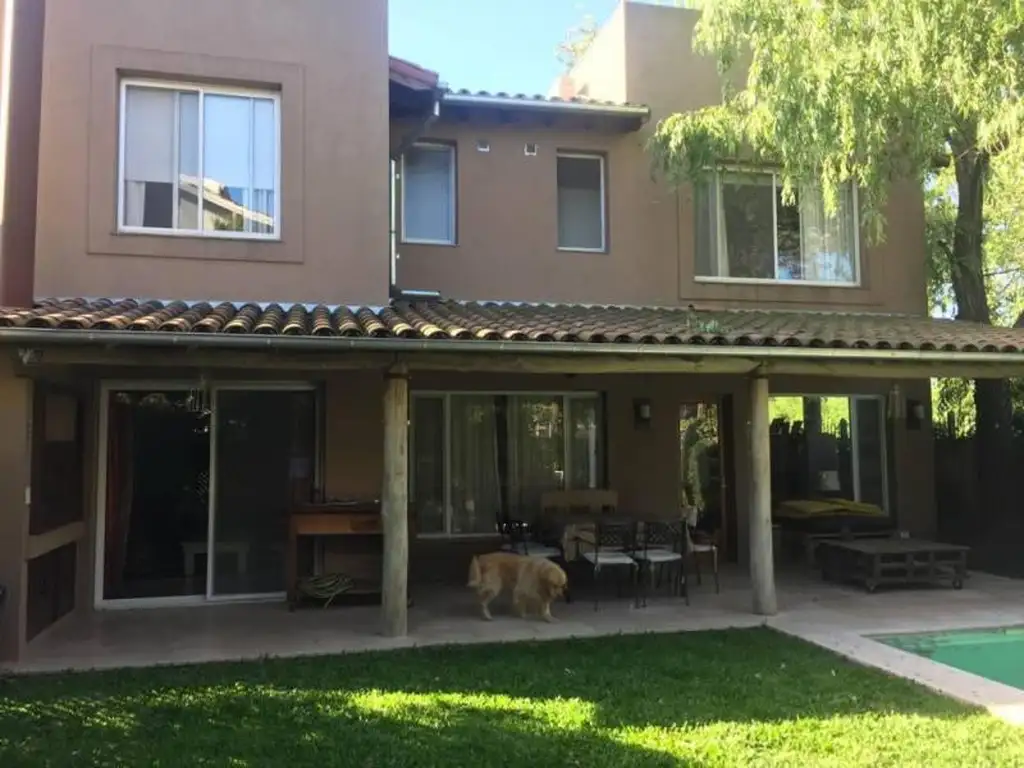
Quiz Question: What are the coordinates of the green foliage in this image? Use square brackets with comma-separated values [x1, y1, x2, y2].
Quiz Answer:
[556, 14, 598, 71]
[927, 143, 1024, 326]
[926, 130, 1024, 432]
[769, 396, 850, 436]
[679, 404, 718, 510]
[650, 1, 1024, 445]
[932, 378, 976, 437]
[650, 0, 1024, 230]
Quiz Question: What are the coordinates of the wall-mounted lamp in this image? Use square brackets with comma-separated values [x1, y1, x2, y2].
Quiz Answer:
[633, 398, 652, 429]
[907, 399, 926, 430]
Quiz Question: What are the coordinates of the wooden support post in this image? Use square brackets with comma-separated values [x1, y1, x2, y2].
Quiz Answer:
[0, 370, 32, 662]
[749, 375, 777, 616]
[381, 371, 410, 637]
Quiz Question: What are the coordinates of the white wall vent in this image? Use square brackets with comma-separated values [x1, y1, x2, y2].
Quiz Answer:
[524, 143, 539, 156]
[476, 139, 491, 153]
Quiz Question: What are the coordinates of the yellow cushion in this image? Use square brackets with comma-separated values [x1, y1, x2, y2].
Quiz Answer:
[776, 499, 885, 519]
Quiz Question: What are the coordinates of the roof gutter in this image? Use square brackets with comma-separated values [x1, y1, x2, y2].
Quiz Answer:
[1, 327, 1023, 366]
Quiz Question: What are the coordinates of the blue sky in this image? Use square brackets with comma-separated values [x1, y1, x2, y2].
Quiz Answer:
[389, 0, 621, 95]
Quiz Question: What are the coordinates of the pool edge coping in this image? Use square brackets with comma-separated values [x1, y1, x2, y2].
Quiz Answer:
[769, 618, 1024, 727]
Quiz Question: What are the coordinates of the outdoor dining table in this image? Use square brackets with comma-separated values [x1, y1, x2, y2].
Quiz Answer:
[552, 514, 669, 561]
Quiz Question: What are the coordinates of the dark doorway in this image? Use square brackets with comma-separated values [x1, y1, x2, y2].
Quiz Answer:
[680, 398, 737, 561]
[103, 390, 211, 600]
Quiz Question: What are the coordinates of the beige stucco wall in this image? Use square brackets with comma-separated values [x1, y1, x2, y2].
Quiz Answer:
[399, 2, 923, 312]
[32, 0, 390, 305]
[395, 118, 927, 313]
[564, 3, 628, 103]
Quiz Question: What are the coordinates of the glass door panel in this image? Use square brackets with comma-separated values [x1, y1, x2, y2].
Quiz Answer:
[212, 388, 316, 596]
[103, 389, 211, 600]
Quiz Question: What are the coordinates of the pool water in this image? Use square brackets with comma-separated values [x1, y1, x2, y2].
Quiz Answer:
[877, 627, 1024, 690]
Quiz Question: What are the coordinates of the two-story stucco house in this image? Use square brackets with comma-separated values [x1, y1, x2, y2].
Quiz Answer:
[0, 0, 1022, 665]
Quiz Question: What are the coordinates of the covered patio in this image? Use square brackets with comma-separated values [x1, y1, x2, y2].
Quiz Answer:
[4, 297, 1024, 665]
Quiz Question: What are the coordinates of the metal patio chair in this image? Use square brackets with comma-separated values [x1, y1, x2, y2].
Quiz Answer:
[632, 519, 687, 607]
[579, 520, 639, 610]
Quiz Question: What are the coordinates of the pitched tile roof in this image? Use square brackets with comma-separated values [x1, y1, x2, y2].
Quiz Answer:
[442, 89, 650, 115]
[388, 56, 440, 91]
[2, 298, 1024, 355]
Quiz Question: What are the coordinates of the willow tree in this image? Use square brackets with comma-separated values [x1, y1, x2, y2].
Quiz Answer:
[650, 0, 1024, 534]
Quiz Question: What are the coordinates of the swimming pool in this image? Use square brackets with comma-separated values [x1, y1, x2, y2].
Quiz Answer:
[877, 626, 1024, 691]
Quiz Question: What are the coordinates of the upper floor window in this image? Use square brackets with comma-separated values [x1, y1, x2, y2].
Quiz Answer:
[695, 171, 859, 285]
[557, 153, 606, 252]
[401, 143, 456, 245]
[118, 80, 280, 239]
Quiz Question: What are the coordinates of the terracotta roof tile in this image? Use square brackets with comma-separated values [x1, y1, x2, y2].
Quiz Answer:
[389, 55, 440, 91]
[1, 298, 1023, 355]
[443, 89, 649, 113]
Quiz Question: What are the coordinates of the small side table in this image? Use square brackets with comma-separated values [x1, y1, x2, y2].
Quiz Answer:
[181, 541, 250, 577]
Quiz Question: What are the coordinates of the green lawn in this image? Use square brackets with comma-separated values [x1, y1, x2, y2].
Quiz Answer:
[2, 628, 1023, 767]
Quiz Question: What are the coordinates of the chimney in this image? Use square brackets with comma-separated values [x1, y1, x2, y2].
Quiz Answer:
[550, 73, 578, 101]
[0, 0, 44, 308]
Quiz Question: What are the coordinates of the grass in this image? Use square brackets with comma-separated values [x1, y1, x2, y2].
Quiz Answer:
[2, 628, 1023, 767]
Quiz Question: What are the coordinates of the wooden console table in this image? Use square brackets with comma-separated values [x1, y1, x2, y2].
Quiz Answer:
[286, 501, 382, 610]
[819, 537, 969, 593]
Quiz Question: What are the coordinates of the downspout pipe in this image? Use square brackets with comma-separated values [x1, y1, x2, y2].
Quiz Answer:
[390, 95, 442, 299]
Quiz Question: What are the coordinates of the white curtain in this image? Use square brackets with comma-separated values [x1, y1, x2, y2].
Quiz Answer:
[568, 397, 600, 489]
[799, 184, 857, 282]
[123, 87, 175, 227]
[123, 182, 146, 227]
[403, 145, 454, 243]
[450, 396, 501, 534]
[557, 187, 603, 249]
[507, 396, 564, 518]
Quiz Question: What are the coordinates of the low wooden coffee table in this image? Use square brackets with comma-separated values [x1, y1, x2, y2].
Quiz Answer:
[818, 537, 969, 593]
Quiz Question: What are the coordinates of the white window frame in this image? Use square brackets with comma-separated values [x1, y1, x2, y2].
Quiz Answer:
[556, 152, 607, 253]
[410, 391, 602, 539]
[399, 142, 457, 246]
[117, 78, 282, 241]
[767, 392, 888, 511]
[696, 169, 861, 288]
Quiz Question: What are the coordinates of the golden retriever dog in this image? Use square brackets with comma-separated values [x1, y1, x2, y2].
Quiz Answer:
[467, 552, 568, 622]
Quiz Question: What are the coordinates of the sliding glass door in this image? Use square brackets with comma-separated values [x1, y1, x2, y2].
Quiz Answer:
[99, 383, 317, 605]
[411, 392, 603, 537]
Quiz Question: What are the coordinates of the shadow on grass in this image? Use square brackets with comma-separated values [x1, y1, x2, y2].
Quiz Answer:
[0, 628, 1013, 767]
[2, 684, 685, 767]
